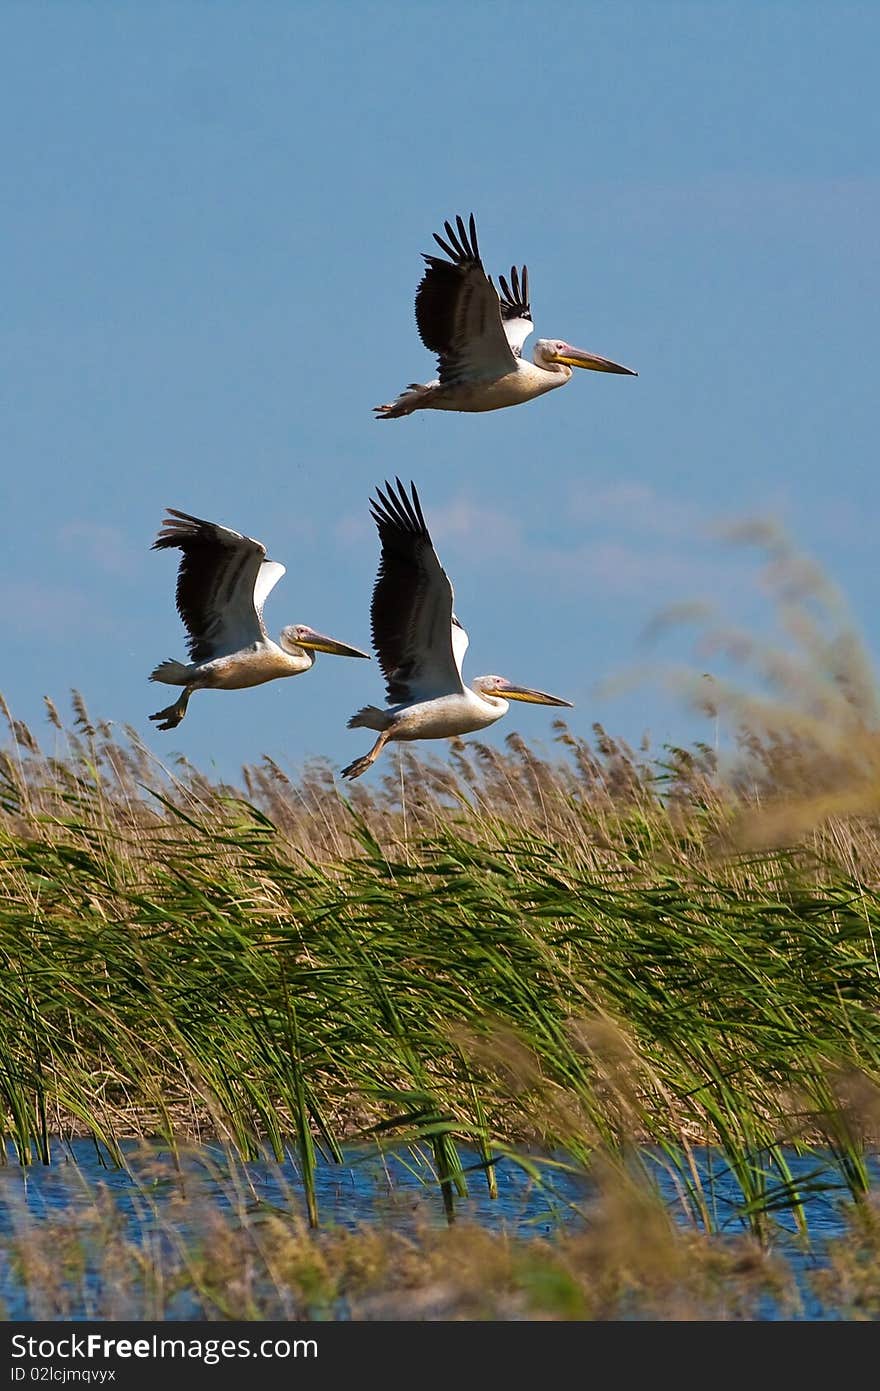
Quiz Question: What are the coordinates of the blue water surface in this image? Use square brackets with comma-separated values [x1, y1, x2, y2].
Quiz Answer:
[0, 1139, 875, 1321]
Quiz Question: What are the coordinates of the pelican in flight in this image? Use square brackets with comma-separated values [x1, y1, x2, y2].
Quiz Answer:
[374, 213, 636, 419]
[341, 480, 573, 780]
[149, 508, 369, 730]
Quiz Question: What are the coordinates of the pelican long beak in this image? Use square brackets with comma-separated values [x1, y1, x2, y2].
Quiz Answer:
[295, 627, 370, 658]
[495, 681, 574, 707]
[553, 343, 637, 376]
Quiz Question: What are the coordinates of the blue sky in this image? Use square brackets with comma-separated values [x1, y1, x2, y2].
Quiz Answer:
[3, 2, 878, 784]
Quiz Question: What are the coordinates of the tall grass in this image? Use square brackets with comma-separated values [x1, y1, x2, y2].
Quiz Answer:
[1, 671, 880, 1242]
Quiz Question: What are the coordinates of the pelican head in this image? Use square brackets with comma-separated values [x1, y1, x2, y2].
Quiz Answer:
[473, 675, 574, 707]
[280, 625, 370, 659]
[534, 339, 637, 376]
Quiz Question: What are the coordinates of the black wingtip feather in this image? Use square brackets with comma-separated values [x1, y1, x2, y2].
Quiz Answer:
[432, 231, 456, 259]
[151, 508, 204, 551]
[428, 213, 482, 269]
[497, 262, 531, 320]
[369, 478, 430, 542]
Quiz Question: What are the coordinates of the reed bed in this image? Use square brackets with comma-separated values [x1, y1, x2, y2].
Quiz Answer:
[2, 665, 880, 1245]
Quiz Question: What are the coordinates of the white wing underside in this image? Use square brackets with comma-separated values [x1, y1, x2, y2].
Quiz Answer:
[205, 557, 285, 659]
[450, 620, 470, 678]
[502, 314, 534, 359]
[253, 560, 286, 623]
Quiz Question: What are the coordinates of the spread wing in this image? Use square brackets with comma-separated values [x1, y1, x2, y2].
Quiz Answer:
[368, 479, 466, 703]
[152, 509, 284, 662]
[415, 214, 519, 385]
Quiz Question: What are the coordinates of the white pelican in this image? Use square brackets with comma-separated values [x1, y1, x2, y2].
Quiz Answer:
[374, 213, 637, 419]
[149, 508, 369, 730]
[341, 479, 573, 779]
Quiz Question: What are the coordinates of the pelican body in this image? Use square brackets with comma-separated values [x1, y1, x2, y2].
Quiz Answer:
[375, 214, 636, 419]
[149, 509, 368, 730]
[341, 480, 572, 780]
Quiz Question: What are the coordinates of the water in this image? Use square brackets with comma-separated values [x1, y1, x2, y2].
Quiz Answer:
[0, 1140, 874, 1320]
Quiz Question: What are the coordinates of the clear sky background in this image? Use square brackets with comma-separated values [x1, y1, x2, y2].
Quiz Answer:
[3, 2, 878, 785]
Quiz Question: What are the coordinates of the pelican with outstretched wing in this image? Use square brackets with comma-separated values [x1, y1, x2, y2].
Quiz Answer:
[375, 213, 636, 419]
[149, 508, 369, 730]
[341, 480, 572, 779]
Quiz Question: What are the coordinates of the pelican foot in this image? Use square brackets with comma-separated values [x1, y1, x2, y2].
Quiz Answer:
[339, 753, 374, 780]
[373, 386, 426, 419]
[149, 704, 185, 731]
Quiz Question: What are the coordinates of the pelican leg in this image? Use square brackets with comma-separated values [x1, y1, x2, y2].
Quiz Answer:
[373, 383, 434, 419]
[340, 729, 392, 780]
[149, 685, 195, 731]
